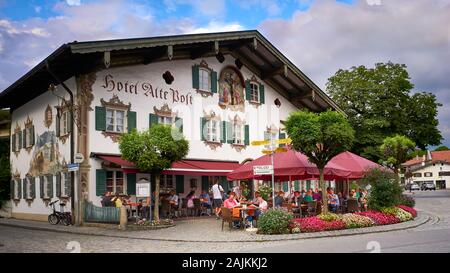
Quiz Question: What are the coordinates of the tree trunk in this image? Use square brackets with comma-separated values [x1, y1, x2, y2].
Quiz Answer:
[154, 173, 160, 222]
[394, 168, 400, 183]
[319, 167, 328, 213]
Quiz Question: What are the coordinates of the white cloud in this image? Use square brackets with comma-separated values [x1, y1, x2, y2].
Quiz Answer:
[66, 0, 81, 6]
[260, 0, 450, 146]
[188, 21, 244, 34]
[35, 6, 42, 13]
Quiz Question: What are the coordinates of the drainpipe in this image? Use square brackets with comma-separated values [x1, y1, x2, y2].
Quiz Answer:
[45, 61, 77, 225]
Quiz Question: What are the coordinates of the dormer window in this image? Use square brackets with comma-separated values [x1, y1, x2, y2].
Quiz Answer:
[199, 68, 211, 92]
[250, 82, 259, 103]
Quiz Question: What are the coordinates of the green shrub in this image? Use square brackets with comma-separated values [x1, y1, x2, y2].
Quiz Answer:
[318, 212, 342, 222]
[257, 208, 293, 234]
[398, 194, 415, 208]
[258, 185, 272, 201]
[363, 169, 403, 211]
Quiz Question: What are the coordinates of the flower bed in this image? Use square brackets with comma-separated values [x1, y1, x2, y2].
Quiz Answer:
[381, 207, 413, 222]
[291, 217, 346, 233]
[355, 211, 400, 225]
[341, 213, 375, 229]
[396, 205, 417, 218]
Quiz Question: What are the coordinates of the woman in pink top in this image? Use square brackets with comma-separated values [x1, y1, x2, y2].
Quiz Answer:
[224, 192, 240, 209]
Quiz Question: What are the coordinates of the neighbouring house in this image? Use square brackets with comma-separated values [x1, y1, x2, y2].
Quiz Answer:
[402, 150, 450, 189]
[0, 30, 344, 221]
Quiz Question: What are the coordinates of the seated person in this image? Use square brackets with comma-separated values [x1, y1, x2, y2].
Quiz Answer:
[200, 190, 212, 208]
[223, 192, 241, 228]
[274, 191, 285, 207]
[166, 190, 179, 217]
[254, 196, 268, 218]
[327, 189, 340, 213]
[252, 191, 261, 205]
[303, 190, 314, 202]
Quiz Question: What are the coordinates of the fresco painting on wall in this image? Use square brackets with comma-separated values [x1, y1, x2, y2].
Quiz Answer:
[28, 131, 62, 176]
[219, 66, 245, 112]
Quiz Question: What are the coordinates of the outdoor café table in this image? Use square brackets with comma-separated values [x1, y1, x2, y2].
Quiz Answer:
[239, 206, 260, 229]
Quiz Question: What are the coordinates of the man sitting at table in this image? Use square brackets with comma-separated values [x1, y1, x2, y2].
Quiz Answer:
[200, 190, 212, 215]
[274, 191, 285, 207]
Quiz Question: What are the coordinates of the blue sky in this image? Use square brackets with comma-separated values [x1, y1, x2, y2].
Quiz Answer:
[0, 0, 449, 148]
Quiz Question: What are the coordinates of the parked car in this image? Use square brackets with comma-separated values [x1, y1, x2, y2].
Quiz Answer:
[421, 182, 436, 191]
[405, 183, 420, 191]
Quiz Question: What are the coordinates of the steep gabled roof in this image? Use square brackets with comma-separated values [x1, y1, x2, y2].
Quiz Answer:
[403, 150, 450, 169]
[0, 30, 343, 114]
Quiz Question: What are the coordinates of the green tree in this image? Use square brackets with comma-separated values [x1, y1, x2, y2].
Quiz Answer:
[380, 135, 415, 182]
[285, 110, 354, 212]
[363, 169, 403, 211]
[326, 62, 442, 161]
[434, 145, 449, 151]
[119, 125, 189, 221]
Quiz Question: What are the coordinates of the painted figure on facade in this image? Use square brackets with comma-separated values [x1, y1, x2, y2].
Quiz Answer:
[28, 131, 62, 176]
[219, 66, 245, 111]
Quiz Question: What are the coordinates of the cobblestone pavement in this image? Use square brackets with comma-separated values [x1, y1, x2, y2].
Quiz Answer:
[0, 190, 448, 252]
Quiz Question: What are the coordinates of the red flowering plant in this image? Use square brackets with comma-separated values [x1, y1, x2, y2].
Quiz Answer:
[355, 211, 400, 225]
[291, 217, 346, 233]
[396, 205, 417, 218]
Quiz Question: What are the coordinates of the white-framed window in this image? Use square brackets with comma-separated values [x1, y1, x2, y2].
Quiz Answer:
[158, 116, 173, 126]
[60, 110, 70, 136]
[199, 68, 210, 91]
[232, 123, 244, 145]
[413, 173, 422, 177]
[25, 177, 32, 199]
[250, 82, 259, 102]
[14, 132, 20, 152]
[106, 170, 124, 194]
[206, 120, 220, 142]
[106, 108, 126, 133]
[160, 175, 174, 189]
[14, 179, 20, 199]
[424, 172, 433, 177]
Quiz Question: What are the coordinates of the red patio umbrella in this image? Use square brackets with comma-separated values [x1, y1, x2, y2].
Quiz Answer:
[227, 148, 353, 182]
[329, 151, 384, 179]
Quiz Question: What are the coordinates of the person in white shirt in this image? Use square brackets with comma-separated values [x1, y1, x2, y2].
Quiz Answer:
[210, 179, 224, 219]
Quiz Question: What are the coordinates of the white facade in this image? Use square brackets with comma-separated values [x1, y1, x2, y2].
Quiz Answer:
[408, 162, 450, 189]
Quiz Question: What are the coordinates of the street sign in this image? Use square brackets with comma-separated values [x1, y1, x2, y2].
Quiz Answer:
[74, 153, 85, 164]
[253, 165, 274, 175]
[251, 138, 291, 146]
[67, 163, 79, 172]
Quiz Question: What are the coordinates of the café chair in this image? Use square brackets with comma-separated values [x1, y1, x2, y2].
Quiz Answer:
[221, 207, 243, 231]
[307, 201, 317, 217]
[347, 199, 359, 213]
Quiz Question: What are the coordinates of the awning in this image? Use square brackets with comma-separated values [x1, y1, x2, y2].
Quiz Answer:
[95, 154, 240, 176]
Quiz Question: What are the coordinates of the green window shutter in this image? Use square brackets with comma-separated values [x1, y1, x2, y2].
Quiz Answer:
[31, 126, 35, 146]
[11, 133, 15, 152]
[221, 176, 230, 193]
[127, 111, 137, 132]
[279, 132, 286, 148]
[22, 178, 26, 199]
[175, 117, 183, 133]
[18, 130, 22, 150]
[220, 121, 226, 143]
[245, 80, 251, 101]
[226, 121, 233, 144]
[67, 112, 72, 133]
[175, 175, 184, 194]
[192, 65, 199, 89]
[149, 113, 158, 128]
[126, 173, 136, 195]
[64, 173, 71, 197]
[30, 177, 36, 199]
[56, 172, 61, 197]
[200, 117, 207, 141]
[211, 71, 218, 93]
[294, 181, 300, 191]
[17, 179, 22, 199]
[96, 169, 107, 196]
[10, 180, 14, 200]
[22, 129, 26, 148]
[306, 180, 311, 191]
[56, 112, 61, 137]
[40, 176, 44, 198]
[95, 106, 106, 131]
[47, 174, 53, 198]
[201, 176, 209, 192]
[259, 83, 265, 104]
[244, 125, 250, 145]
[283, 182, 289, 192]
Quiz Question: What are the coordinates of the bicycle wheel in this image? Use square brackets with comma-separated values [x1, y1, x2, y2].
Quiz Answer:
[61, 213, 72, 226]
[48, 214, 59, 225]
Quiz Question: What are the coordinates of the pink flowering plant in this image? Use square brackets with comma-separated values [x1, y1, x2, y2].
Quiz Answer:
[396, 205, 417, 218]
[291, 217, 346, 233]
[355, 211, 400, 225]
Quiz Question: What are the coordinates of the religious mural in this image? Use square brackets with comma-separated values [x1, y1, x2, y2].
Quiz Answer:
[28, 131, 62, 177]
[218, 66, 245, 111]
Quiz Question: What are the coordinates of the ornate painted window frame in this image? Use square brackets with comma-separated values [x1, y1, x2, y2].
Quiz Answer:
[229, 114, 247, 152]
[196, 60, 213, 97]
[100, 94, 131, 142]
[248, 75, 262, 106]
[12, 122, 21, 157]
[12, 170, 21, 205]
[202, 110, 222, 150]
[24, 116, 34, 154]
[55, 99, 72, 144]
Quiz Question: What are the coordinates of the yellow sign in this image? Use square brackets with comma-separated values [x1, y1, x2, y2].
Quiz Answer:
[251, 138, 292, 146]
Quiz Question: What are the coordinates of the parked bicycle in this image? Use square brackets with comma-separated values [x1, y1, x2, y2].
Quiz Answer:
[48, 200, 72, 226]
